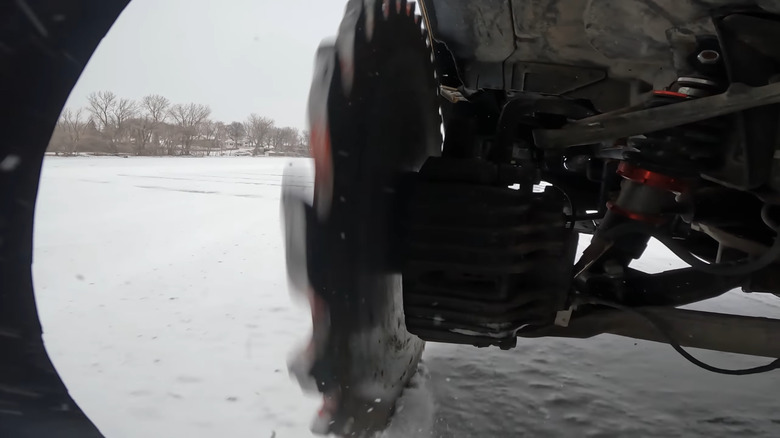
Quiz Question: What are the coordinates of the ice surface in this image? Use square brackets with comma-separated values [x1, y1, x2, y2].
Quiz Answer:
[33, 157, 780, 438]
[379, 365, 435, 438]
[34, 157, 321, 438]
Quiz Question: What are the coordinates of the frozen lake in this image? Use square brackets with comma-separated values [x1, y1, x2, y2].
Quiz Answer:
[33, 157, 780, 437]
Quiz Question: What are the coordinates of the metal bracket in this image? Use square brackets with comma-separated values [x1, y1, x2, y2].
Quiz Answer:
[554, 309, 573, 327]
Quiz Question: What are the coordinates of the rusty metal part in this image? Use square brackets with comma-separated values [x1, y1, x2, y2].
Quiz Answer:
[440, 85, 466, 103]
[520, 306, 780, 358]
[533, 82, 780, 148]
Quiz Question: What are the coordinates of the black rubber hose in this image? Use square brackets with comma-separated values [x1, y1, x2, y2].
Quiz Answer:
[578, 296, 780, 375]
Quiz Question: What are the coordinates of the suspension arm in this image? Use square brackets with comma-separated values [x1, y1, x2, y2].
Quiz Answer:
[520, 306, 780, 358]
[533, 82, 780, 148]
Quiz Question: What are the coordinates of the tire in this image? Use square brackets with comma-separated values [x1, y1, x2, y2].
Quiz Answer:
[284, 0, 442, 436]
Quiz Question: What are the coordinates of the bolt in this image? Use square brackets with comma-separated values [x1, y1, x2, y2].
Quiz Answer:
[697, 50, 720, 65]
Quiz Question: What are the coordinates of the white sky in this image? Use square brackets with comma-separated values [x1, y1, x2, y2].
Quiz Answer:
[65, 0, 349, 130]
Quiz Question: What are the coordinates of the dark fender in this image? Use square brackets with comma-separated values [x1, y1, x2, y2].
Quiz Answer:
[1, 1, 129, 436]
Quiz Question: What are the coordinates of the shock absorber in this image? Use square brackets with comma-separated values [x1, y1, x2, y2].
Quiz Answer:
[594, 81, 715, 263]
[606, 161, 687, 225]
[605, 161, 687, 228]
[594, 161, 688, 263]
[575, 74, 724, 284]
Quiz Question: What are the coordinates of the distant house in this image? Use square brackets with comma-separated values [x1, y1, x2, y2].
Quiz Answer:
[223, 138, 252, 149]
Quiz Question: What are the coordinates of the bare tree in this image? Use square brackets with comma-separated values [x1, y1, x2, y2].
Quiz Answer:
[276, 127, 300, 155]
[62, 90, 312, 157]
[226, 121, 245, 149]
[59, 108, 88, 155]
[169, 103, 211, 155]
[87, 91, 116, 132]
[132, 94, 170, 155]
[86, 91, 137, 153]
[159, 123, 179, 156]
[87, 91, 116, 150]
[244, 114, 275, 156]
[142, 94, 170, 124]
[296, 129, 311, 157]
[269, 126, 281, 150]
[48, 121, 68, 154]
[111, 98, 137, 152]
[214, 121, 226, 155]
[267, 126, 299, 154]
[200, 120, 225, 156]
[143, 94, 170, 154]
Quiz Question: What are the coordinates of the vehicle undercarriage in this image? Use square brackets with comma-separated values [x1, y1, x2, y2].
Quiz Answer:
[282, 0, 780, 435]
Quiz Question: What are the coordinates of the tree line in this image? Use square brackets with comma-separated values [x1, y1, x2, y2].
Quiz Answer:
[48, 91, 309, 157]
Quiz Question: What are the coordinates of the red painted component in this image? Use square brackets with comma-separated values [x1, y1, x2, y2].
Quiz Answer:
[318, 394, 338, 417]
[652, 90, 690, 99]
[608, 162, 688, 224]
[617, 161, 687, 194]
[308, 288, 328, 325]
[606, 92, 691, 224]
[310, 123, 333, 209]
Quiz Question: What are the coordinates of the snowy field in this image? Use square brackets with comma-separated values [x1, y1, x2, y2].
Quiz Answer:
[33, 157, 780, 438]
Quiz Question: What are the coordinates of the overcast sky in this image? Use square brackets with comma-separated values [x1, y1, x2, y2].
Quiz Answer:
[66, 0, 348, 130]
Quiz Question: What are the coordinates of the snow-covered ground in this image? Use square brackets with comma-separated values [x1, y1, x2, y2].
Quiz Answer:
[34, 157, 321, 438]
[33, 157, 780, 438]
